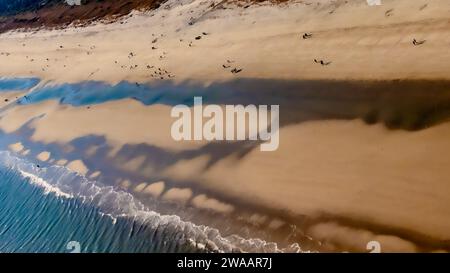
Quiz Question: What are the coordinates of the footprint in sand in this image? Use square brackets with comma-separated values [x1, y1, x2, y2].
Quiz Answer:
[385, 9, 394, 17]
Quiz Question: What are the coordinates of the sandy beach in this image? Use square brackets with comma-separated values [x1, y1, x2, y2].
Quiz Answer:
[0, 0, 448, 83]
[0, 0, 449, 252]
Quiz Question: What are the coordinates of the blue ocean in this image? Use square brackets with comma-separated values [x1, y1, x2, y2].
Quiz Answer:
[0, 151, 209, 253]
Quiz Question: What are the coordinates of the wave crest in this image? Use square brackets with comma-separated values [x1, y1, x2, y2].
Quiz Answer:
[0, 151, 304, 253]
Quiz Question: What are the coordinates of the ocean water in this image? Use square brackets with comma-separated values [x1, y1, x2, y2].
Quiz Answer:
[0, 0, 46, 16]
[0, 151, 292, 253]
[0, 151, 203, 253]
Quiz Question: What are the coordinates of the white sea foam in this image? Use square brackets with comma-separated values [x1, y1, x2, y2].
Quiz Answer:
[19, 170, 73, 199]
[65, 0, 82, 6]
[0, 151, 304, 253]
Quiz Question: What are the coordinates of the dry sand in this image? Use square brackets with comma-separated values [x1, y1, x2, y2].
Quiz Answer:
[0, 0, 448, 83]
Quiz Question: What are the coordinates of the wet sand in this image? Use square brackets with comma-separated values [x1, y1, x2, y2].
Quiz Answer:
[0, 78, 449, 252]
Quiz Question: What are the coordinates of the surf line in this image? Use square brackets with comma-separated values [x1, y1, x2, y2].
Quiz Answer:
[171, 96, 279, 151]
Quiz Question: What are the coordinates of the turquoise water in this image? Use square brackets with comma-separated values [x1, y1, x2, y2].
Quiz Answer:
[0, 152, 202, 253]
[0, 77, 40, 91]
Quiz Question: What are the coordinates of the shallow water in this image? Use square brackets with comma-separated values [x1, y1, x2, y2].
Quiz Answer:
[16, 78, 450, 130]
[0, 77, 39, 91]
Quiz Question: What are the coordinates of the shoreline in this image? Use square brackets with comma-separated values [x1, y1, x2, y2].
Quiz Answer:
[0, 0, 449, 252]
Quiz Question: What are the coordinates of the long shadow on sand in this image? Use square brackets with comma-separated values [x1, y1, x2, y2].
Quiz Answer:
[16, 78, 450, 131]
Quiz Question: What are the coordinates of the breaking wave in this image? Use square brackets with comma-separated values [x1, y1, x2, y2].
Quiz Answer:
[0, 151, 302, 253]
